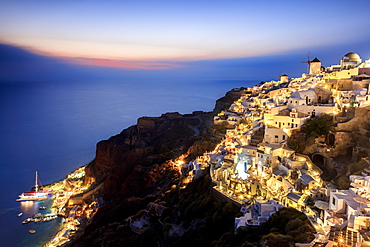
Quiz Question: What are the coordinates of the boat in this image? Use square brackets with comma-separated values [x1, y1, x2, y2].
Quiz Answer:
[17, 171, 48, 201]
[29, 230, 36, 234]
[18, 212, 23, 217]
[22, 218, 33, 224]
[39, 206, 47, 210]
[21, 213, 58, 224]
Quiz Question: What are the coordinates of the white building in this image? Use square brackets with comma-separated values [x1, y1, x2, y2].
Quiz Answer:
[264, 127, 288, 144]
[288, 89, 318, 107]
[270, 108, 310, 130]
[287, 88, 336, 117]
[322, 175, 370, 246]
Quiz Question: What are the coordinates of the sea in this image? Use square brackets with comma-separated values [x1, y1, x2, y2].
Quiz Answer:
[0, 76, 258, 246]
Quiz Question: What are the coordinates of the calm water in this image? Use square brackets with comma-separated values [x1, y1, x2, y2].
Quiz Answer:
[0, 77, 256, 246]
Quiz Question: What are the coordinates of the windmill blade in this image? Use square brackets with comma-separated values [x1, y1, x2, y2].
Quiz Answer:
[301, 51, 311, 74]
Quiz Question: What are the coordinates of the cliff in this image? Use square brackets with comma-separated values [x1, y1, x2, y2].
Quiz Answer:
[83, 89, 242, 199]
[212, 89, 245, 114]
[85, 112, 212, 199]
[68, 89, 243, 246]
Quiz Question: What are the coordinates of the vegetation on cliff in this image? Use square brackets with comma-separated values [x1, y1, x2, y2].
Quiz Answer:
[160, 168, 240, 247]
[301, 113, 334, 137]
[287, 114, 334, 153]
[232, 207, 315, 247]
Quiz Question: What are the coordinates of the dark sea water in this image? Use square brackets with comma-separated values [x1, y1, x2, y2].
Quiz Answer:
[0, 77, 256, 246]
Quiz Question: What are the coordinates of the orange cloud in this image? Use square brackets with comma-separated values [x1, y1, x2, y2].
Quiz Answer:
[65, 57, 187, 70]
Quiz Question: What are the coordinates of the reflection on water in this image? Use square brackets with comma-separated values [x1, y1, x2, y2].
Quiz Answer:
[19, 198, 53, 216]
[20, 201, 38, 213]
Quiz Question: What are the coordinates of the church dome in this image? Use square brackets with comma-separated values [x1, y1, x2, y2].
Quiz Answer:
[342, 52, 361, 62]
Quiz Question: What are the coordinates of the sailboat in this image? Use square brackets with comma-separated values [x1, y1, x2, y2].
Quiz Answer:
[17, 171, 48, 201]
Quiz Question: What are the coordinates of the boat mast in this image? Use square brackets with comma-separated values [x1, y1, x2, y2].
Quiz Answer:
[35, 171, 38, 193]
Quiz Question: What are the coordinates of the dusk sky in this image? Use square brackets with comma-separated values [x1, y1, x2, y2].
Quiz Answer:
[1, 0, 370, 77]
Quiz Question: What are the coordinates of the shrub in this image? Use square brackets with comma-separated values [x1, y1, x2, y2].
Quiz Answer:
[301, 114, 333, 137]
[270, 227, 280, 233]
[297, 223, 314, 233]
[285, 218, 304, 233]
[337, 176, 350, 190]
[349, 160, 369, 174]
[287, 132, 308, 152]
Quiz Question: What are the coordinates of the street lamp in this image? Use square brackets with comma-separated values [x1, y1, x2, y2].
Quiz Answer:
[338, 237, 343, 247]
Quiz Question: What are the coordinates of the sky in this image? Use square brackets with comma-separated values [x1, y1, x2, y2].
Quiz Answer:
[1, 0, 370, 78]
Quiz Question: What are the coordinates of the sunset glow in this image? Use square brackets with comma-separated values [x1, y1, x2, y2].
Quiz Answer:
[1, 0, 370, 65]
[69, 57, 187, 70]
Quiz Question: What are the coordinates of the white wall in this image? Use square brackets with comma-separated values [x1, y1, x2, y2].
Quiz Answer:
[264, 127, 288, 143]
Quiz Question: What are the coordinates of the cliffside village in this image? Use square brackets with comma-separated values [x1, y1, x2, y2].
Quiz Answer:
[180, 52, 370, 247]
[40, 52, 370, 247]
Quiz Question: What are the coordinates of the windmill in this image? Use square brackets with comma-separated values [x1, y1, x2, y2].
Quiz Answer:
[301, 51, 311, 74]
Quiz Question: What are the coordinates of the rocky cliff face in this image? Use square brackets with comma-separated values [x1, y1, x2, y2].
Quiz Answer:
[85, 111, 213, 199]
[70, 90, 244, 246]
[212, 89, 245, 114]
